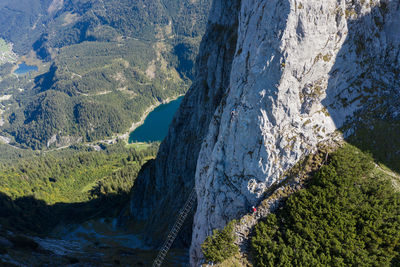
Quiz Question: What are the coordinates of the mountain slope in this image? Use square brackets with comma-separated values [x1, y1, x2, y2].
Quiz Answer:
[0, 0, 210, 56]
[0, 0, 211, 149]
[127, 0, 400, 264]
[0, 0, 53, 54]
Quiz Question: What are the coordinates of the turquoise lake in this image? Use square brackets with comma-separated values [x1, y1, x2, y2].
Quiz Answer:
[14, 62, 38, 75]
[129, 96, 183, 143]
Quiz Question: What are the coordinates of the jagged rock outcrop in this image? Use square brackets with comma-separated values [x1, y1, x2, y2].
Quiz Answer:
[129, 0, 400, 265]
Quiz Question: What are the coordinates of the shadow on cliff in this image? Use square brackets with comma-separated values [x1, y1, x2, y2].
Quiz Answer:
[323, 1, 400, 173]
[127, 0, 245, 251]
[0, 190, 130, 234]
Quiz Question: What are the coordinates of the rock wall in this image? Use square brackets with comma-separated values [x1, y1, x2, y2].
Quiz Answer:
[129, 0, 241, 246]
[190, 0, 400, 264]
[128, 0, 400, 265]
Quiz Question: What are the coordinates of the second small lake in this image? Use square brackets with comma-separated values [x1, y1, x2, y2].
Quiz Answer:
[14, 62, 38, 75]
[129, 96, 183, 143]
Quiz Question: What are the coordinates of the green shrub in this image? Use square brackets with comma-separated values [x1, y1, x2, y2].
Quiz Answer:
[251, 144, 400, 267]
[202, 220, 239, 263]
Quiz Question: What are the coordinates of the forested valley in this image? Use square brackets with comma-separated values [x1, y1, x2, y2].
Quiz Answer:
[0, 0, 211, 149]
[0, 142, 159, 233]
[0, 2, 210, 264]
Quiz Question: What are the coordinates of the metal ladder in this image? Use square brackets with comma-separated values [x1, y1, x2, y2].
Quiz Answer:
[152, 188, 197, 267]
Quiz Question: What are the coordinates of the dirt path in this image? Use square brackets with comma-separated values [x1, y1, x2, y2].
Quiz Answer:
[232, 145, 337, 263]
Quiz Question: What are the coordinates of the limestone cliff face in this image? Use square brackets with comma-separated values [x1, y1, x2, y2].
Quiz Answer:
[129, 0, 400, 264]
[190, 0, 400, 263]
[129, 0, 240, 246]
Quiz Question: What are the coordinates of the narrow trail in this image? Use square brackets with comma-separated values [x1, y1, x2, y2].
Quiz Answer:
[232, 146, 334, 261]
[233, 179, 300, 258]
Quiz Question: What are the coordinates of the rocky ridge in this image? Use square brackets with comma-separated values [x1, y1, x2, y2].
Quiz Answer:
[190, 0, 400, 263]
[128, 0, 400, 265]
[233, 142, 337, 261]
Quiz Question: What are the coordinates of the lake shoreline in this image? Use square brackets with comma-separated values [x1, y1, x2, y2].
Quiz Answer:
[11, 50, 43, 75]
[117, 94, 185, 143]
[14, 61, 39, 75]
[1, 94, 185, 151]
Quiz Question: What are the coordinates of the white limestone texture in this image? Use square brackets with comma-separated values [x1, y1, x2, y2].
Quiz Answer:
[190, 0, 400, 264]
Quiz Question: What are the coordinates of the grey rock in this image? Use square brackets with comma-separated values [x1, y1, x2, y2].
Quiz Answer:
[128, 0, 241, 247]
[190, 1, 400, 264]
[127, 0, 400, 265]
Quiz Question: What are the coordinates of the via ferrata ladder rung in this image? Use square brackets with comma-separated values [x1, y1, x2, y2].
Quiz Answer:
[152, 188, 197, 267]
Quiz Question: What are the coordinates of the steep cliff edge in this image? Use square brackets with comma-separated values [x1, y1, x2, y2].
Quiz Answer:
[129, 0, 241, 246]
[128, 0, 400, 264]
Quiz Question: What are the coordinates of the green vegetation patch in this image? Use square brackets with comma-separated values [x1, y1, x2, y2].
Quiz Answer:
[0, 142, 159, 204]
[251, 144, 400, 266]
[201, 220, 239, 263]
[126, 142, 156, 151]
[0, 0, 211, 149]
[1, 37, 189, 149]
[0, 142, 159, 233]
